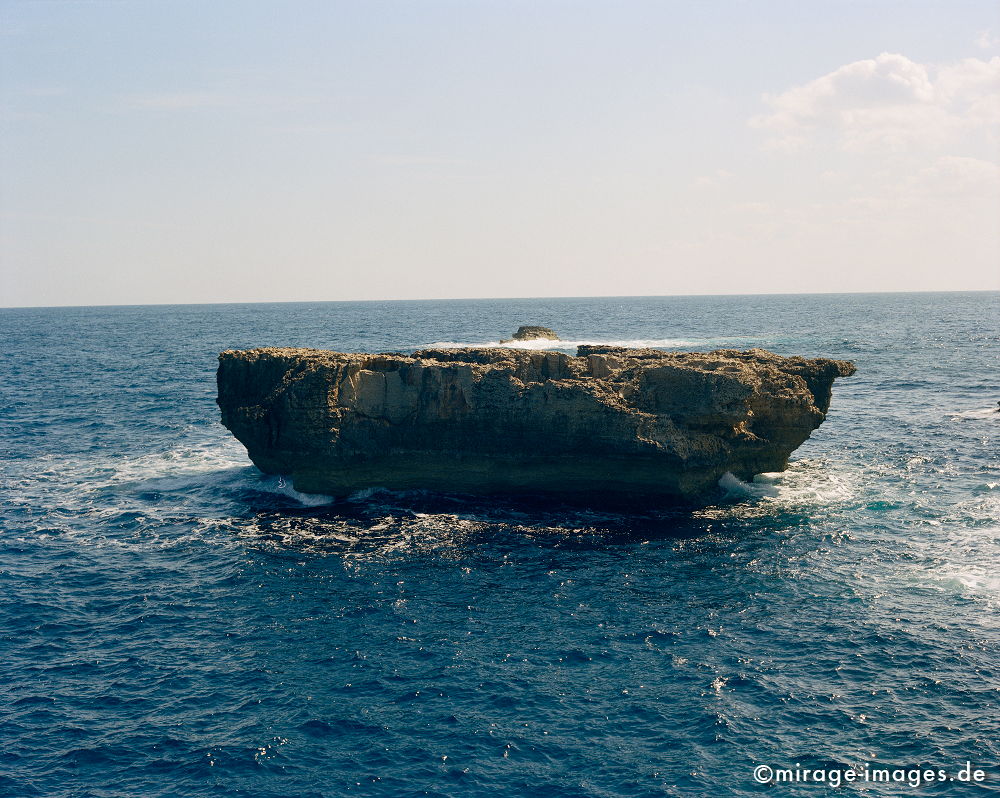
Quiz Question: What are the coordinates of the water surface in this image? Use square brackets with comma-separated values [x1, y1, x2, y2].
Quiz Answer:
[1, 292, 997, 796]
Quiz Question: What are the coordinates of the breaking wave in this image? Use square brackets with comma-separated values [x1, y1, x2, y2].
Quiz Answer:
[258, 475, 336, 507]
[949, 406, 999, 421]
[717, 459, 856, 508]
[420, 336, 751, 351]
[2, 294, 998, 798]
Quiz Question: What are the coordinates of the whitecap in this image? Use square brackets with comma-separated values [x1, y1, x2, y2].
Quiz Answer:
[419, 337, 746, 352]
[903, 561, 1000, 613]
[719, 471, 780, 499]
[949, 407, 1000, 421]
[716, 460, 856, 510]
[892, 520, 1000, 612]
[257, 475, 336, 507]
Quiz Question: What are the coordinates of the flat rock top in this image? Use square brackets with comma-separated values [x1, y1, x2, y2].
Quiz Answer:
[221, 345, 856, 385]
[217, 345, 856, 500]
[509, 325, 560, 340]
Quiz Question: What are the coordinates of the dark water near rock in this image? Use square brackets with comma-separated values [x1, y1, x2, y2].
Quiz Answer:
[1, 292, 997, 797]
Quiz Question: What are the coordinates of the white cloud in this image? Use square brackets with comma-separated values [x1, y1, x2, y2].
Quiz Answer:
[907, 155, 1000, 197]
[823, 156, 1000, 214]
[751, 53, 1000, 153]
[976, 30, 999, 50]
[737, 55, 1000, 292]
[694, 169, 734, 188]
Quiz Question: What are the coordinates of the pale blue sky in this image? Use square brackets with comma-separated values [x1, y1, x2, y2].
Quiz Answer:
[2, 0, 998, 306]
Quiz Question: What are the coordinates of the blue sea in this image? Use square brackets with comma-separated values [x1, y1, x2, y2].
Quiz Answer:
[1, 292, 997, 797]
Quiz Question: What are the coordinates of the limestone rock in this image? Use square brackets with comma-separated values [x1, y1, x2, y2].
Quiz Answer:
[500, 325, 560, 343]
[216, 346, 855, 504]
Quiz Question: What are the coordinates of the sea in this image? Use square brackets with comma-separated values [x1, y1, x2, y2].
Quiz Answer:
[0, 292, 997, 797]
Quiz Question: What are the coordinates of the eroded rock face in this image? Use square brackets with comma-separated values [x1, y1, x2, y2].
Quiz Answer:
[216, 346, 855, 504]
[501, 325, 560, 342]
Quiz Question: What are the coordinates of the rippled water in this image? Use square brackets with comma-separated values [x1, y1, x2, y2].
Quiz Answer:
[1, 293, 997, 797]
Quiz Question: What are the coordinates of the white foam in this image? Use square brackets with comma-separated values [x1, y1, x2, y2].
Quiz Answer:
[1, 435, 336, 536]
[930, 570, 1000, 598]
[4, 438, 250, 508]
[717, 460, 855, 508]
[83, 441, 341, 509]
[719, 471, 779, 499]
[103, 441, 250, 488]
[257, 475, 336, 507]
[900, 524, 1000, 612]
[949, 407, 1000, 421]
[422, 337, 707, 351]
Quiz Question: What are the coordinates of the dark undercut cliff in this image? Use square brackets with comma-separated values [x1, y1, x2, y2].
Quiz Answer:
[217, 346, 855, 505]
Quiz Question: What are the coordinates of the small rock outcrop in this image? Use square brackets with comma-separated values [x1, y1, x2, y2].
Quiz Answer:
[217, 346, 855, 505]
[501, 325, 560, 343]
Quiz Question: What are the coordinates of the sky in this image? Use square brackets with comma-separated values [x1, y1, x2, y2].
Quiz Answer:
[1, 0, 998, 307]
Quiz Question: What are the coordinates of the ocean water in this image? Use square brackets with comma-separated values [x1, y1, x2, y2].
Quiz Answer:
[0, 292, 997, 797]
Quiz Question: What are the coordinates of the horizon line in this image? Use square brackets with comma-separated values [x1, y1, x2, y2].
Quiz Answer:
[2, 287, 997, 311]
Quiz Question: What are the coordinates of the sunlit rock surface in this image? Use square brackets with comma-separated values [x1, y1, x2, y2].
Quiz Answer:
[501, 325, 560, 342]
[217, 346, 855, 504]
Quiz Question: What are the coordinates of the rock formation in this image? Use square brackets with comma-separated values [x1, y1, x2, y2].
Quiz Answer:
[501, 325, 560, 343]
[217, 346, 855, 505]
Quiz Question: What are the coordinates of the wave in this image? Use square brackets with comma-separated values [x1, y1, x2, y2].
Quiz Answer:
[5, 439, 248, 502]
[917, 567, 1000, 608]
[257, 475, 336, 507]
[101, 441, 250, 488]
[898, 521, 1000, 611]
[717, 459, 856, 509]
[949, 406, 999, 421]
[95, 444, 340, 508]
[420, 337, 740, 351]
[100, 448, 341, 509]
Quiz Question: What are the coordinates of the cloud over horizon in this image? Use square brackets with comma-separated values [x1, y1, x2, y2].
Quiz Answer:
[2, 4, 998, 306]
[752, 53, 1000, 153]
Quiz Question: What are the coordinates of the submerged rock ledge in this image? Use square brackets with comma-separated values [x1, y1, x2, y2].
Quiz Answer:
[217, 346, 855, 505]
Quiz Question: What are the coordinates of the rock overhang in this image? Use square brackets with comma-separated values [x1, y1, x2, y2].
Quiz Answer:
[216, 345, 855, 505]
